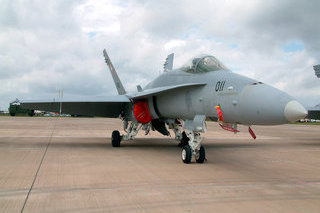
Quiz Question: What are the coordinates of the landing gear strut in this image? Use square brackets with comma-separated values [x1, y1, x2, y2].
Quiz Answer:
[178, 131, 189, 147]
[167, 121, 190, 147]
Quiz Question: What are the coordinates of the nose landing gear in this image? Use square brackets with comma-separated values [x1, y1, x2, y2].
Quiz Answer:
[181, 130, 206, 164]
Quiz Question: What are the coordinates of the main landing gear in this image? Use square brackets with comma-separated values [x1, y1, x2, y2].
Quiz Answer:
[111, 121, 143, 147]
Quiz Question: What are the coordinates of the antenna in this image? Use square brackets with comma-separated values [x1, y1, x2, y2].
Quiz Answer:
[59, 89, 63, 115]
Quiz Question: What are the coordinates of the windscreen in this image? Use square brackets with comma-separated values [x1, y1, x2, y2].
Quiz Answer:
[181, 55, 229, 73]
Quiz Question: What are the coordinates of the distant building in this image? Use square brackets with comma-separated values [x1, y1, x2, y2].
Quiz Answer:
[306, 104, 320, 121]
[314, 64, 320, 78]
[0, 110, 9, 115]
[305, 65, 320, 121]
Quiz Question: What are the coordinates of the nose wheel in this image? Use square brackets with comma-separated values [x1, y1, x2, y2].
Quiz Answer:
[181, 145, 206, 164]
[195, 145, 206, 163]
[182, 145, 192, 163]
[181, 129, 206, 164]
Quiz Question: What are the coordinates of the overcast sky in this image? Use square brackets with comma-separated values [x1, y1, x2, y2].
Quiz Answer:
[1, 0, 319, 111]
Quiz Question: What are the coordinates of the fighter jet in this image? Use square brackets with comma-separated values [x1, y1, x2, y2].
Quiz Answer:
[20, 50, 308, 164]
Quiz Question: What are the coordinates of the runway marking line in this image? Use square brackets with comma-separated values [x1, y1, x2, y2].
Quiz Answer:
[20, 120, 57, 213]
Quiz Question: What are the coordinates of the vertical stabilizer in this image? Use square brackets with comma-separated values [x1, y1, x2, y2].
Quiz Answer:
[103, 49, 126, 95]
[163, 53, 174, 72]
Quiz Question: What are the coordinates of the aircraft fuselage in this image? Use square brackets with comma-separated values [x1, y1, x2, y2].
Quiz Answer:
[144, 69, 305, 125]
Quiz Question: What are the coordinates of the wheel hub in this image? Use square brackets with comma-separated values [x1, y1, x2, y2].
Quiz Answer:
[181, 149, 186, 160]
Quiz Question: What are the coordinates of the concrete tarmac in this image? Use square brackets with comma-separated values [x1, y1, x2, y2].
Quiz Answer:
[0, 117, 319, 212]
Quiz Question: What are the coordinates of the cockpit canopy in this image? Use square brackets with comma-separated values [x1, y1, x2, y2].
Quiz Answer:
[180, 55, 229, 73]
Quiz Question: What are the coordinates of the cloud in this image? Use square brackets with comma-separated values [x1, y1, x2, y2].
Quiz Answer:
[164, 40, 186, 51]
[0, 0, 319, 111]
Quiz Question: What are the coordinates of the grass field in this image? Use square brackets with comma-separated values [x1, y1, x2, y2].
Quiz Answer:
[293, 122, 320, 125]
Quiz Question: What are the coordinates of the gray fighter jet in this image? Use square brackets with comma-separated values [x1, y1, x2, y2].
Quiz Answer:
[20, 50, 308, 164]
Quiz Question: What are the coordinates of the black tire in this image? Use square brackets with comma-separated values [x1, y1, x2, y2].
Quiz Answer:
[196, 145, 206, 163]
[182, 145, 192, 164]
[111, 130, 121, 147]
[178, 131, 189, 147]
[10, 113, 15, 116]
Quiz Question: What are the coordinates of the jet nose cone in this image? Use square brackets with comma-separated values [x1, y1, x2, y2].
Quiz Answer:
[284, 100, 308, 122]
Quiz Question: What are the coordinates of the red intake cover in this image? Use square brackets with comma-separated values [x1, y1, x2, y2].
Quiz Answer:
[133, 101, 152, 123]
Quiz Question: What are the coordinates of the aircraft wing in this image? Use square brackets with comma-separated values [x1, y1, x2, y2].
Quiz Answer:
[20, 95, 130, 117]
[129, 83, 206, 100]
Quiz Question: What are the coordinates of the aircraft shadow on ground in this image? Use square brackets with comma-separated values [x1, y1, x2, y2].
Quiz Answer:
[294, 141, 320, 146]
[48, 138, 178, 149]
[4, 137, 317, 150]
[47, 137, 272, 150]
